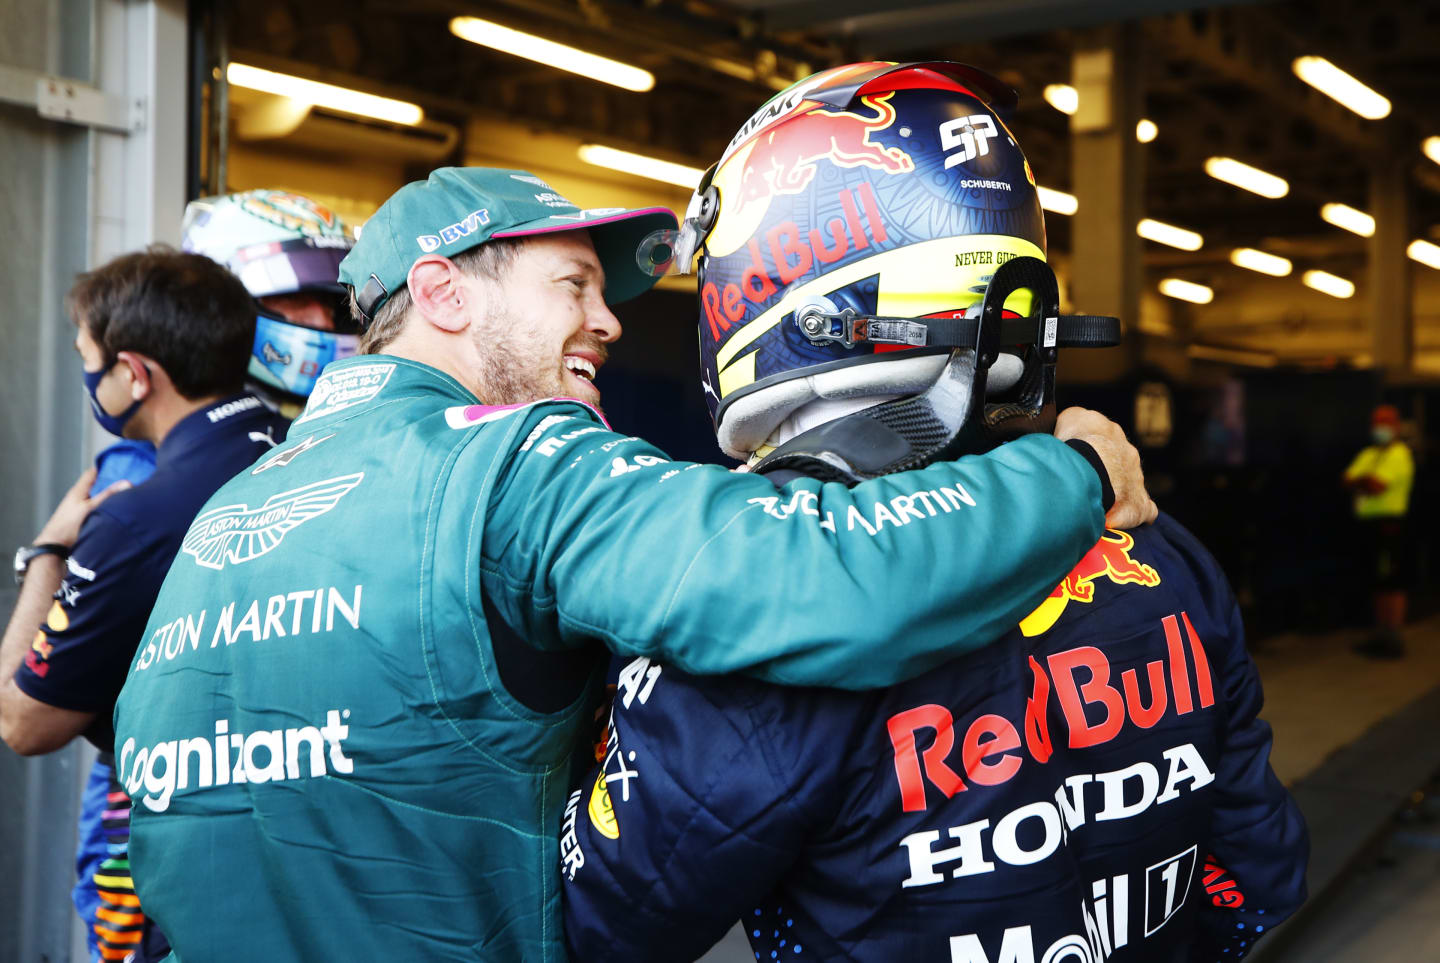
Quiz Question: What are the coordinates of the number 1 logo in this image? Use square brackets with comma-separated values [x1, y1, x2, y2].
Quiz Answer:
[1144, 844, 1198, 937]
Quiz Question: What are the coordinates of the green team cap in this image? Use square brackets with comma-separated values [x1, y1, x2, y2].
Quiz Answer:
[339, 166, 680, 324]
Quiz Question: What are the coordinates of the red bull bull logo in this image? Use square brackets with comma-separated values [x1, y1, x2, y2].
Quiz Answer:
[1020, 530, 1162, 637]
[735, 92, 914, 214]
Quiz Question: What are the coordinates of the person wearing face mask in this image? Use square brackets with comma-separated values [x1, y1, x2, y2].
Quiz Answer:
[1344, 404, 1415, 659]
[0, 245, 287, 961]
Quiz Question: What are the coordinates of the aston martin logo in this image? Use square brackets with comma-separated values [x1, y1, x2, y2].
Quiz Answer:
[182, 473, 363, 570]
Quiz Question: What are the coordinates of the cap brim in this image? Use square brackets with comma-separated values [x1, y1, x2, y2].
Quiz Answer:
[492, 207, 679, 305]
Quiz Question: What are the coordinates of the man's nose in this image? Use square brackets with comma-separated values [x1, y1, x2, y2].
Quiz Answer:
[587, 298, 622, 343]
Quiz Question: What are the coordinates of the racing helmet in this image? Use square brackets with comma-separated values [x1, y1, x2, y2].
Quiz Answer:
[676, 62, 1050, 459]
[181, 190, 360, 408]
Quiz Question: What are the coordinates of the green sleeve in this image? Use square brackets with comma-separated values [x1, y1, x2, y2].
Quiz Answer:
[479, 403, 1104, 689]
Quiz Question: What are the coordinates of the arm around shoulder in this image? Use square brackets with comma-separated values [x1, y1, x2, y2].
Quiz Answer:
[485, 407, 1111, 690]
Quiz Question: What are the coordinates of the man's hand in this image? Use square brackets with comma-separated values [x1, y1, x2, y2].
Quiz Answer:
[32, 467, 130, 548]
[1055, 407, 1157, 529]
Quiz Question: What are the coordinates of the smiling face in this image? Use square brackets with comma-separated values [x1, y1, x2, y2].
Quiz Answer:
[465, 232, 622, 410]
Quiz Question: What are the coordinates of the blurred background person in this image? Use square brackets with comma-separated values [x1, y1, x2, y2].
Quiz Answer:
[1344, 403, 1415, 659]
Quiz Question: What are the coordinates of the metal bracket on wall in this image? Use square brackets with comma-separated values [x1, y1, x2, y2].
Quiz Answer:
[0, 63, 144, 134]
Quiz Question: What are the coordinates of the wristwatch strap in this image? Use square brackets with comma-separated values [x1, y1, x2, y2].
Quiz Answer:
[13, 543, 69, 585]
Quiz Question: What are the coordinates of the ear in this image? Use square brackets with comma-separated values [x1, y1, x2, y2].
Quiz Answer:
[115, 350, 155, 402]
[408, 256, 479, 334]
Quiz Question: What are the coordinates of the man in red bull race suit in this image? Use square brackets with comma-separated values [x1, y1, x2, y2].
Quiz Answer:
[561, 62, 1307, 963]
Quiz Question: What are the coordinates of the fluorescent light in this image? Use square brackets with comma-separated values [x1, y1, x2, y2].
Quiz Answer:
[1043, 84, 1077, 115]
[1320, 202, 1375, 237]
[1204, 157, 1289, 199]
[1037, 186, 1077, 216]
[1292, 56, 1390, 119]
[1158, 278, 1214, 304]
[450, 16, 654, 92]
[1302, 269, 1355, 299]
[1424, 136, 1440, 167]
[226, 63, 423, 125]
[1230, 248, 1293, 277]
[1136, 119, 1158, 143]
[1408, 239, 1440, 270]
[1137, 218, 1203, 251]
[578, 144, 703, 189]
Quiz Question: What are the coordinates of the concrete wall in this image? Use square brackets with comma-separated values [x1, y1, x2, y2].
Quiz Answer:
[0, 0, 97, 955]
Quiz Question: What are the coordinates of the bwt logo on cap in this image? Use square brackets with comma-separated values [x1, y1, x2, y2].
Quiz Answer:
[416, 208, 491, 252]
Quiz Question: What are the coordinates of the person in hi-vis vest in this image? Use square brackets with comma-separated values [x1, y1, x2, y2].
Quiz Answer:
[1344, 403, 1415, 658]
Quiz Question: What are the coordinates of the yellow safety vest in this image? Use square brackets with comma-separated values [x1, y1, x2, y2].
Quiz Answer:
[1345, 442, 1414, 519]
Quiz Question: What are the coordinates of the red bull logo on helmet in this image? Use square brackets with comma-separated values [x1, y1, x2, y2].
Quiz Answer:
[1019, 531, 1163, 637]
[701, 182, 890, 343]
[735, 92, 915, 215]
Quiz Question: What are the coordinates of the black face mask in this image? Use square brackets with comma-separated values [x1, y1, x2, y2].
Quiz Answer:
[83, 365, 143, 437]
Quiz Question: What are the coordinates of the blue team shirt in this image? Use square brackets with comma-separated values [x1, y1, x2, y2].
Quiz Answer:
[15, 394, 287, 749]
[563, 514, 1308, 963]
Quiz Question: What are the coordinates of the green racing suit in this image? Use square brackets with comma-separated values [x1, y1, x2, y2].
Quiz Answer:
[113, 355, 1106, 961]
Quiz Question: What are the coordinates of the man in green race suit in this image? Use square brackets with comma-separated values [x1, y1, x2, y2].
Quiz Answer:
[113, 167, 1153, 961]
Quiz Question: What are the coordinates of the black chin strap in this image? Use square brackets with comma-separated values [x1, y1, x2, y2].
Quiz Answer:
[754, 256, 1117, 486]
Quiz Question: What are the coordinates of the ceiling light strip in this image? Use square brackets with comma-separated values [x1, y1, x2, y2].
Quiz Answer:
[1408, 240, 1440, 271]
[225, 63, 423, 125]
[1230, 248, 1293, 277]
[1204, 157, 1289, 199]
[1424, 137, 1440, 168]
[1037, 186, 1077, 216]
[1159, 278, 1214, 304]
[1043, 84, 1077, 115]
[578, 144, 703, 188]
[450, 16, 655, 92]
[1319, 203, 1375, 237]
[1292, 56, 1391, 120]
[1138, 219, 1204, 251]
[1302, 269, 1355, 299]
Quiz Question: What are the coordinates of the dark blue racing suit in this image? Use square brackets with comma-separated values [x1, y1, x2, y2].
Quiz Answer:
[562, 513, 1307, 962]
